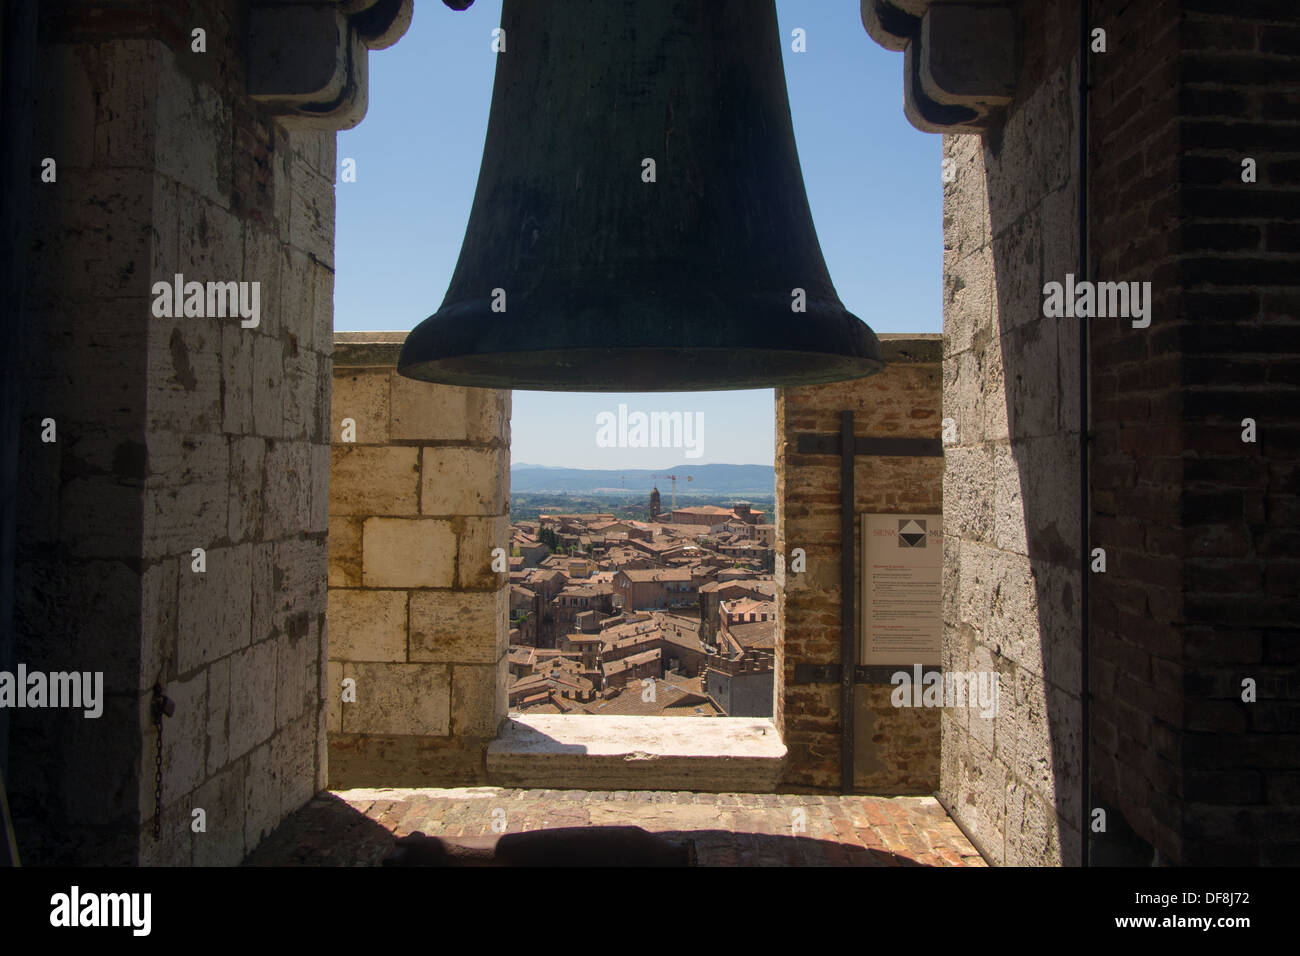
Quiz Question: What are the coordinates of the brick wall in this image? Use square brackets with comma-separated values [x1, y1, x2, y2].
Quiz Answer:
[1087, 0, 1185, 864]
[327, 333, 510, 788]
[775, 335, 944, 794]
[1090, 0, 1300, 865]
[1174, 1, 1300, 866]
[938, 0, 1083, 866]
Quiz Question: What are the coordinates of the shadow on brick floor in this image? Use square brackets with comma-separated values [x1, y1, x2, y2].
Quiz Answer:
[244, 792, 971, 867]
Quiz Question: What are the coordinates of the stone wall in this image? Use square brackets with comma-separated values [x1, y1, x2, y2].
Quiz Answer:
[938, 0, 1083, 867]
[327, 333, 510, 788]
[775, 335, 944, 793]
[13, 0, 337, 865]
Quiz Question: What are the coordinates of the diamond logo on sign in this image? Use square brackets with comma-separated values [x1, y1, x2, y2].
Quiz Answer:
[898, 519, 927, 548]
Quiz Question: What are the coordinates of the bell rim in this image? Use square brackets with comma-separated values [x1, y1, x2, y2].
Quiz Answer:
[396, 345, 885, 392]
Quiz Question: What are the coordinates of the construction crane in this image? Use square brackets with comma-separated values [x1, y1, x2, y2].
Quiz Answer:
[651, 473, 693, 512]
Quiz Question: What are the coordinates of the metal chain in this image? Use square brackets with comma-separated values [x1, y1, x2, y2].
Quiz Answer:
[153, 705, 163, 839]
[150, 684, 173, 840]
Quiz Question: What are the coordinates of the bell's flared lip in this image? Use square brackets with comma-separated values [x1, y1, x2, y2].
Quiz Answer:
[396, 345, 884, 392]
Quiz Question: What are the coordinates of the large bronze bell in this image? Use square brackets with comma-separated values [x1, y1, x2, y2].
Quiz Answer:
[398, 0, 884, 391]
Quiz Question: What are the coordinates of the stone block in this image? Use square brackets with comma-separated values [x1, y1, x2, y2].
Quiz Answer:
[943, 444, 995, 546]
[156, 59, 228, 207]
[986, 203, 1037, 332]
[309, 442, 331, 533]
[282, 344, 318, 442]
[148, 670, 207, 802]
[140, 557, 179, 691]
[251, 542, 276, 644]
[980, 333, 1009, 443]
[991, 443, 1029, 556]
[984, 549, 1040, 674]
[390, 373, 468, 441]
[288, 156, 335, 268]
[316, 670, 331, 790]
[221, 321, 254, 434]
[31, 169, 154, 307]
[409, 588, 507, 663]
[328, 589, 408, 662]
[146, 313, 224, 435]
[270, 537, 327, 637]
[243, 225, 283, 340]
[943, 348, 985, 445]
[177, 186, 244, 282]
[93, 40, 162, 168]
[142, 478, 231, 560]
[341, 662, 451, 736]
[457, 515, 510, 589]
[191, 763, 247, 866]
[312, 259, 335, 356]
[228, 639, 279, 760]
[228, 436, 266, 543]
[466, 387, 510, 444]
[273, 140, 293, 245]
[312, 352, 332, 444]
[331, 445, 419, 515]
[328, 516, 363, 586]
[277, 615, 319, 729]
[280, 246, 315, 344]
[421, 446, 506, 516]
[207, 655, 231, 776]
[362, 518, 456, 588]
[244, 741, 281, 853]
[138, 792, 193, 867]
[150, 176, 180, 286]
[1022, 433, 1080, 568]
[327, 660, 343, 732]
[331, 368, 389, 445]
[37, 45, 95, 168]
[942, 155, 990, 268]
[252, 333, 285, 439]
[1040, 181, 1078, 296]
[452, 662, 507, 737]
[1004, 320, 1060, 440]
[261, 439, 313, 538]
[177, 545, 254, 671]
[273, 712, 319, 818]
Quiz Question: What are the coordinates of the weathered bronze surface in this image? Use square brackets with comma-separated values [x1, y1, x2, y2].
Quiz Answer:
[399, 0, 884, 391]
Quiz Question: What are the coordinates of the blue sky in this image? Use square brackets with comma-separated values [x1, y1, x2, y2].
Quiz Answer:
[335, 0, 940, 469]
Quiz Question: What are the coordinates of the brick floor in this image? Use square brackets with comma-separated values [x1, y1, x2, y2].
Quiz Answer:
[245, 788, 987, 866]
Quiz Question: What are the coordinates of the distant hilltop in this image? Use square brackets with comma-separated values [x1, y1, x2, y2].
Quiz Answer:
[510, 463, 775, 496]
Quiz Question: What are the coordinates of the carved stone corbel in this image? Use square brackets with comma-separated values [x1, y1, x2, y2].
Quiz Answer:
[247, 0, 414, 130]
[861, 0, 1018, 134]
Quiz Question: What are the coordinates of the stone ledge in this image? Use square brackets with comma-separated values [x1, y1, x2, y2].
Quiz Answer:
[486, 715, 788, 793]
[878, 332, 942, 364]
[334, 331, 406, 367]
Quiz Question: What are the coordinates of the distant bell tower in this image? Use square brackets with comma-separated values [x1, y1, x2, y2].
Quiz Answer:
[649, 487, 661, 521]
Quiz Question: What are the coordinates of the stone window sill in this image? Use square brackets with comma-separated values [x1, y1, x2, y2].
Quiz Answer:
[486, 715, 787, 792]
